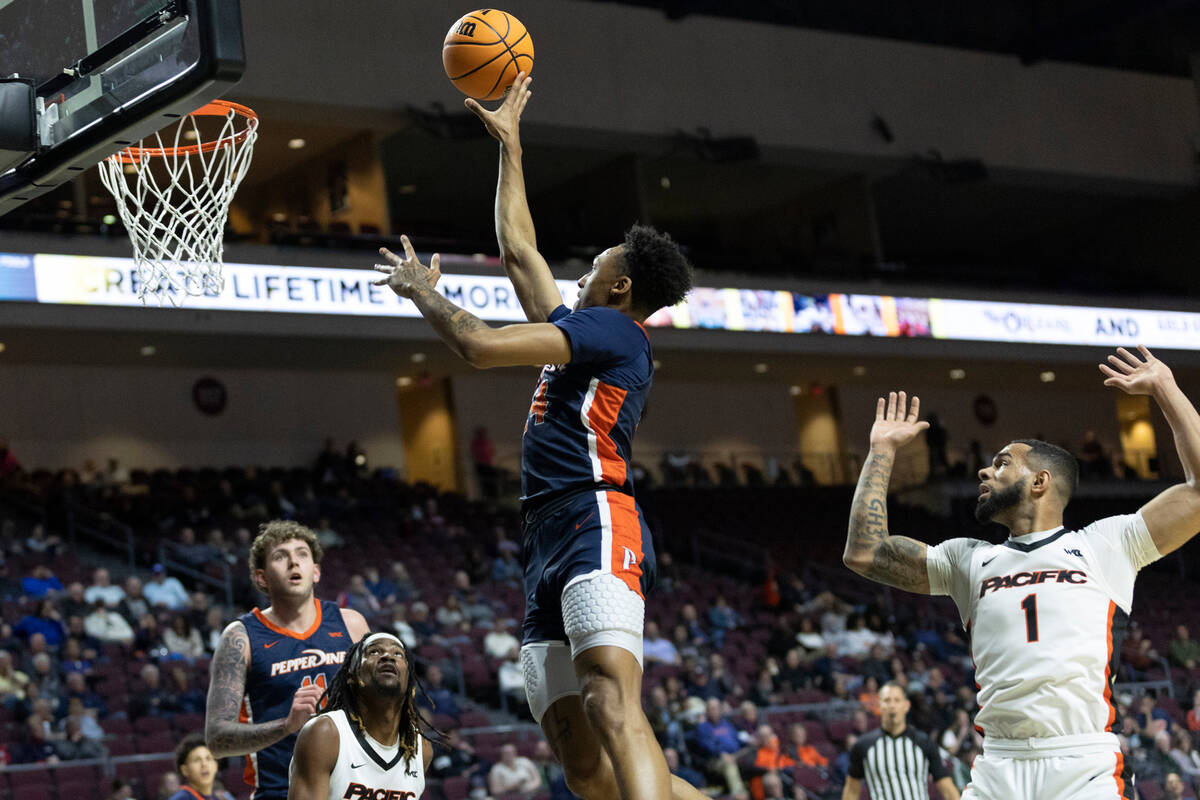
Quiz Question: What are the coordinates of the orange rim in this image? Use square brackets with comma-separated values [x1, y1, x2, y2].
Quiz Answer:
[114, 99, 258, 163]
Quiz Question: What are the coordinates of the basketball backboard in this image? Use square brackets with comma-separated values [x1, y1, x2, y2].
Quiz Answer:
[0, 0, 245, 217]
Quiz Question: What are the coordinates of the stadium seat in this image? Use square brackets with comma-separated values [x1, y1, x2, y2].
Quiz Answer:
[1139, 780, 1163, 800]
[792, 765, 830, 794]
[442, 776, 470, 800]
[11, 783, 54, 800]
[8, 769, 54, 788]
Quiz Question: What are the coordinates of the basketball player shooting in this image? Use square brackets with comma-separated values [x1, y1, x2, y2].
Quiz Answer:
[372, 74, 703, 800]
[205, 522, 369, 800]
[844, 346, 1200, 800]
[289, 633, 433, 800]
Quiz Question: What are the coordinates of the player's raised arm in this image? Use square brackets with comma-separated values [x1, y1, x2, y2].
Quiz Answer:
[1101, 346, 1200, 556]
[844, 392, 934, 593]
[205, 621, 323, 757]
[464, 73, 563, 323]
[374, 236, 571, 369]
[286, 717, 339, 800]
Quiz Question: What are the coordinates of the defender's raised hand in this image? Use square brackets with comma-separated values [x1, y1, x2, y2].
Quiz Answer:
[1100, 345, 1175, 397]
[869, 391, 930, 453]
[373, 236, 441, 299]
[464, 72, 532, 143]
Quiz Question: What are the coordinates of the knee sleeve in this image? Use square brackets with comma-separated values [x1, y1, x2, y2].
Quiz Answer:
[520, 641, 579, 724]
[561, 572, 645, 668]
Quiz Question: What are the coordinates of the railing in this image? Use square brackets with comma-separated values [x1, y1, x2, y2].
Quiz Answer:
[157, 541, 234, 609]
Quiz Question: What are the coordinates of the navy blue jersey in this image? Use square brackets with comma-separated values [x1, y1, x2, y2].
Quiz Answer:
[238, 599, 350, 800]
[521, 305, 653, 503]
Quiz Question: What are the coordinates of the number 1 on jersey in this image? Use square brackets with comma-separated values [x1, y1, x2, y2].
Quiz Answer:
[1021, 593, 1039, 642]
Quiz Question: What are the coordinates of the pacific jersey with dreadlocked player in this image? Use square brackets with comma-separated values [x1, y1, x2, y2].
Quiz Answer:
[288, 633, 434, 800]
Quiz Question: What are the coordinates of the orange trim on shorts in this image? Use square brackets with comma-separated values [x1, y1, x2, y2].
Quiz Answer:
[252, 598, 323, 640]
[1103, 601, 1117, 730]
[605, 491, 644, 597]
[1113, 750, 1127, 798]
[587, 382, 628, 486]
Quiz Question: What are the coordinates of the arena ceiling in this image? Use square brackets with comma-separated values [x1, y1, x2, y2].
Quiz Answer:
[579, 0, 1200, 77]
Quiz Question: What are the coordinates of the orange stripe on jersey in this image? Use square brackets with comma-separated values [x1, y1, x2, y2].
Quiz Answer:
[239, 697, 256, 788]
[252, 598, 323, 640]
[1103, 600, 1118, 730]
[606, 491, 644, 597]
[587, 382, 628, 486]
[1112, 750, 1127, 798]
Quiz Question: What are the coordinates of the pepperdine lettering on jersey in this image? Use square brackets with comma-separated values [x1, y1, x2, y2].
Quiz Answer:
[978, 569, 1088, 597]
[269, 648, 347, 676]
[342, 785, 416, 800]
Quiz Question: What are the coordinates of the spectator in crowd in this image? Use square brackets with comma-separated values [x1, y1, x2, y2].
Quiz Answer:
[646, 685, 687, 754]
[786, 723, 828, 768]
[60, 671, 107, 718]
[760, 769, 796, 800]
[0, 649, 30, 705]
[1168, 727, 1200, 782]
[163, 613, 205, 659]
[488, 742, 543, 798]
[409, 601, 436, 640]
[860, 643, 892, 686]
[135, 612, 164, 655]
[832, 732, 857, 790]
[418, 664, 459, 721]
[709, 653, 741, 699]
[362, 565, 396, 604]
[312, 517, 344, 549]
[84, 568, 125, 608]
[491, 548, 522, 586]
[28, 652, 63, 698]
[187, 591, 211, 631]
[644, 620, 680, 665]
[708, 595, 742, 649]
[0, 436, 20, 480]
[1189, 690, 1200, 733]
[24, 524, 62, 559]
[941, 709, 981, 757]
[531, 739, 572, 800]
[390, 604, 418, 650]
[338, 574, 382, 617]
[484, 619, 520, 661]
[1137, 695, 1174, 735]
[750, 667, 779, 707]
[388, 561, 416, 602]
[680, 603, 711, 648]
[858, 676, 881, 716]
[129, 664, 175, 719]
[695, 698, 747, 796]
[461, 588, 495, 627]
[202, 607, 225, 652]
[1170, 625, 1200, 670]
[59, 638, 93, 678]
[665, 746, 705, 790]
[746, 724, 797, 800]
[687, 665, 722, 702]
[17, 706, 60, 764]
[106, 779, 135, 800]
[1164, 772, 1188, 800]
[84, 599, 135, 645]
[1121, 623, 1159, 681]
[144, 564, 189, 611]
[20, 564, 64, 599]
[15, 598, 66, 646]
[59, 696, 103, 740]
[21, 632, 57, 676]
[498, 645, 525, 712]
[61, 582, 92, 619]
[166, 664, 206, 714]
[52, 714, 104, 760]
[117, 575, 150, 624]
[777, 648, 809, 694]
[436, 595, 466, 628]
[732, 701, 762, 740]
[0, 558, 21, 601]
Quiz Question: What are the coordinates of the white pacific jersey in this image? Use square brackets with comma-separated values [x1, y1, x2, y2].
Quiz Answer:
[927, 512, 1160, 740]
[291, 709, 425, 800]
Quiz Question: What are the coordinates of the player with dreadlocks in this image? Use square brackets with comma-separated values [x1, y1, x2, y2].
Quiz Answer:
[289, 633, 433, 800]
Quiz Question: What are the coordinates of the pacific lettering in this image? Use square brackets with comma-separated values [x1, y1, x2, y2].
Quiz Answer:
[978, 569, 1087, 598]
[343, 784, 416, 800]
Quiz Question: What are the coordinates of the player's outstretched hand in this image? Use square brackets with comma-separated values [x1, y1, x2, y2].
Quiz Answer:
[869, 391, 930, 454]
[284, 682, 324, 734]
[1100, 345, 1174, 396]
[464, 72, 532, 143]
[373, 236, 441, 299]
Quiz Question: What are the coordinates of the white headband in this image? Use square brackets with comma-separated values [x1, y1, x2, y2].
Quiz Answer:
[362, 632, 404, 648]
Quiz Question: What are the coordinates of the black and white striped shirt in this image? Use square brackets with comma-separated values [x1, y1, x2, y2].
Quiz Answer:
[847, 726, 947, 800]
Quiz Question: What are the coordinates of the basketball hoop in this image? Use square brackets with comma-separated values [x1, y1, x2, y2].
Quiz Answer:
[98, 100, 259, 304]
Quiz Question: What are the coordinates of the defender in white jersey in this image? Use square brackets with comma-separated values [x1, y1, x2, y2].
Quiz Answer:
[289, 634, 432, 800]
[844, 346, 1200, 800]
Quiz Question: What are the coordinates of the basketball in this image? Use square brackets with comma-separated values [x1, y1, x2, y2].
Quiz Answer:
[442, 9, 534, 101]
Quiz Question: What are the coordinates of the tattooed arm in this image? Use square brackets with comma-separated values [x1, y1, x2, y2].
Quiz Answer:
[372, 236, 572, 369]
[844, 391, 934, 594]
[205, 621, 323, 757]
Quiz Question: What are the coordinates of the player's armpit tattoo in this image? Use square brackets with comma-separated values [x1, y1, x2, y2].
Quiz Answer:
[865, 536, 928, 592]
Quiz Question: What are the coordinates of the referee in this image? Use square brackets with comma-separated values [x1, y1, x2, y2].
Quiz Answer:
[842, 683, 960, 800]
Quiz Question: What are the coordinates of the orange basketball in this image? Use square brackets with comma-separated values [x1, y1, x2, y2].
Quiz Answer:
[442, 9, 534, 101]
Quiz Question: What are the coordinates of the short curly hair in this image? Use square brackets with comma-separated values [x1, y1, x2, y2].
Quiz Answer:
[248, 520, 323, 584]
[622, 224, 693, 316]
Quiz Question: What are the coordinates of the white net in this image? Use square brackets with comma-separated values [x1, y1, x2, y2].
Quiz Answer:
[97, 101, 259, 304]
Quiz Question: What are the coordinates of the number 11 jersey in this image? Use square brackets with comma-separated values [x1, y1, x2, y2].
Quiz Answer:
[927, 513, 1160, 740]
